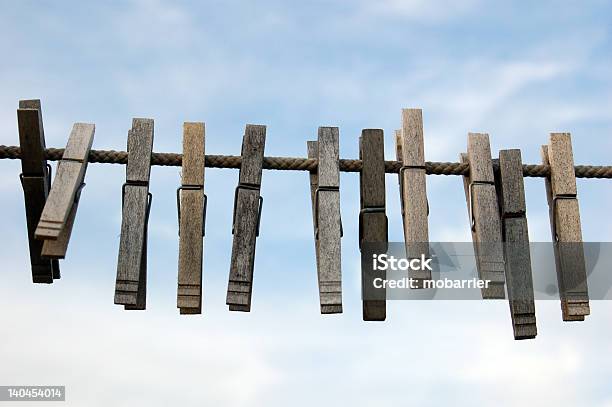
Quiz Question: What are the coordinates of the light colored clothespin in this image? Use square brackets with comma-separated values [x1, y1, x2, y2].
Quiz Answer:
[115, 118, 154, 310]
[35, 122, 95, 261]
[541, 133, 589, 321]
[398, 109, 431, 287]
[308, 127, 342, 314]
[460, 133, 505, 299]
[177, 122, 207, 314]
[226, 124, 266, 312]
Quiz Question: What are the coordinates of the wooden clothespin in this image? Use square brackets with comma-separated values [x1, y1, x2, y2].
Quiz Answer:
[308, 127, 342, 314]
[359, 129, 387, 321]
[17, 99, 60, 283]
[460, 133, 505, 299]
[177, 122, 207, 315]
[34, 122, 95, 261]
[398, 109, 431, 286]
[541, 133, 590, 321]
[495, 149, 537, 339]
[115, 118, 154, 310]
[226, 124, 266, 312]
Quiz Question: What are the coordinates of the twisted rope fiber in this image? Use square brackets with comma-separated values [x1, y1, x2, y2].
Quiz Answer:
[1, 145, 611, 178]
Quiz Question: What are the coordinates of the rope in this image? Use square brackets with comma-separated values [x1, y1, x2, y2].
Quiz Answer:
[1, 144, 612, 178]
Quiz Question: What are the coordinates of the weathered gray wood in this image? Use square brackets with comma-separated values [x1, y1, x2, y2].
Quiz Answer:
[41, 191, 81, 259]
[226, 124, 266, 312]
[35, 161, 83, 240]
[18, 101, 47, 173]
[115, 118, 154, 310]
[541, 134, 589, 321]
[400, 109, 431, 285]
[461, 133, 505, 299]
[41, 132, 92, 260]
[19, 100, 41, 110]
[177, 122, 206, 314]
[121, 188, 149, 311]
[41, 118, 94, 259]
[238, 125, 266, 185]
[496, 149, 537, 339]
[17, 100, 60, 282]
[126, 119, 155, 183]
[360, 130, 386, 209]
[315, 127, 342, 314]
[35, 123, 94, 260]
[548, 135, 577, 196]
[359, 129, 386, 321]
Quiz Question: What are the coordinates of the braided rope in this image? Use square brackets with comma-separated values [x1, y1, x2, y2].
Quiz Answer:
[1, 144, 612, 178]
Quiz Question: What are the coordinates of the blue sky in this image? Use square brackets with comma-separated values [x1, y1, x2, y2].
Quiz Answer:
[0, 1, 611, 406]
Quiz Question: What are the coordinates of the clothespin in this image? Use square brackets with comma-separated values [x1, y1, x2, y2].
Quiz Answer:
[17, 99, 60, 283]
[226, 124, 266, 312]
[398, 109, 431, 287]
[115, 119, 154, 310]
[460, 133, 505, 299]
[177, 122, 207, 315]
[307, 127, 342, 314]
[359, 129, 387, 321]
[541, 133, 589, 321]
[495, 149, 537, 339]
[34, 122, 95, 261]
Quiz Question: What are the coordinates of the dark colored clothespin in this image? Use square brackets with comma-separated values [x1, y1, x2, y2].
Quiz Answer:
[17, 99, 60, 283]
[35, 123, 95, 261]
[226, 124, 266, 312]
[495, 149, 537, 339]
[541, 133, 589, 321]
[308, 127, 342, 314]
[460, 133, 505, 299]
[115, 118, 154, 310]
[359, 129, 387, 321]
[177, 122, 207, 314]
[398, 109, 431, 287]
